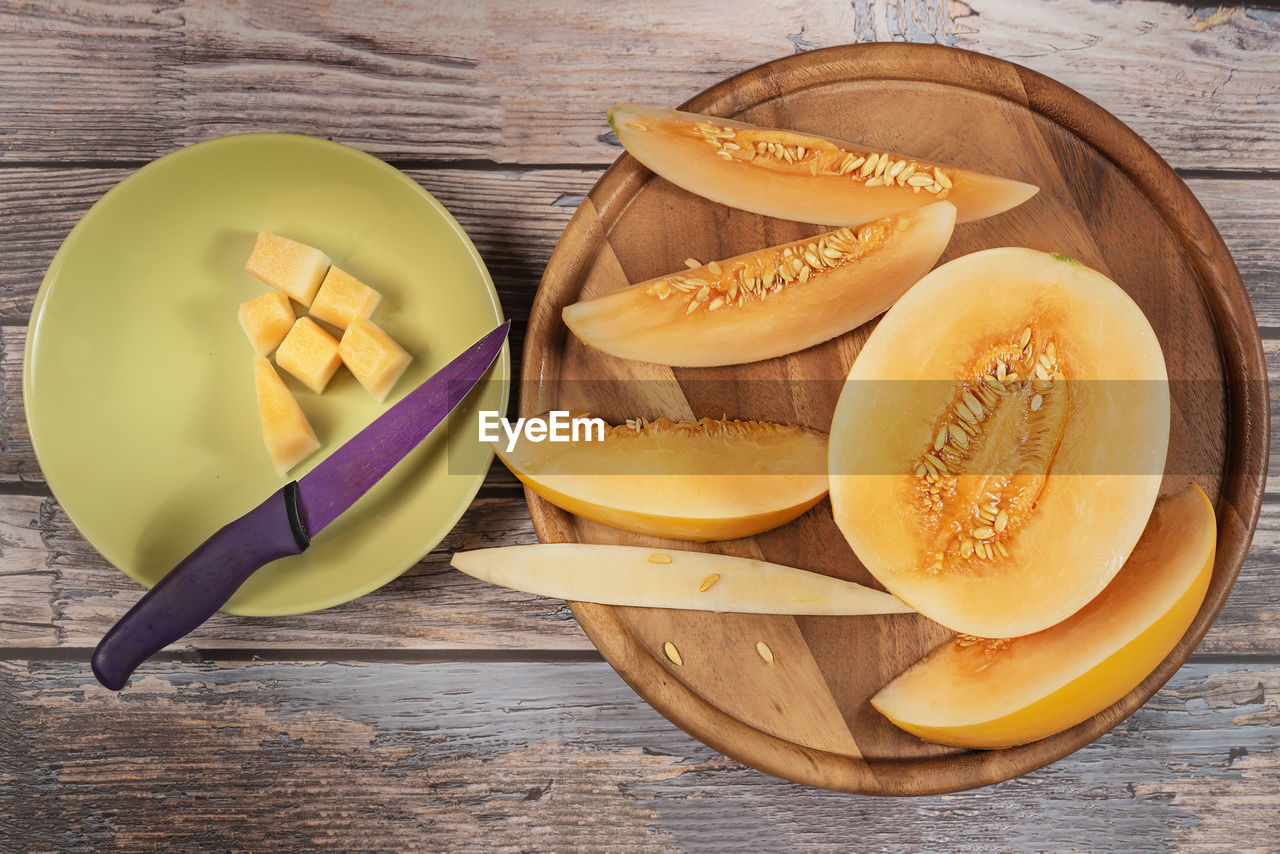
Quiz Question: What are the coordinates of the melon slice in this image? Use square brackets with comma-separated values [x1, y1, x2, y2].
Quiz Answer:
[237, 291, 296, 356]
[495, 416, 828, 541]
[829, 248, 1170, 637]
[252, 355, 320, 476]
[310, 266, 382, 330]
[275, 317, 342, 394]
[452, 544, 913, 615]
[610, 105, 1038, 225]
[870, 485, 1215, 749]
[244, 231, 330, 306]
[339, 319, 412, 403]
[563, 202, 956, 367]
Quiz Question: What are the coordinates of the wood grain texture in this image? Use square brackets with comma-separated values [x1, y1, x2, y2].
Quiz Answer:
[0, 0, 1274, 168]
[1, 175, 1276, 485]
[0, 494, 594, 652]
[0, 0, 1274, 839]
[2, 493, 1279, 657]
[1, 658, 1277, 851]
[525, 43, 1267, 793]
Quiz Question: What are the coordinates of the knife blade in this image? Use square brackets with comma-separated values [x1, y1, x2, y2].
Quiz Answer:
[451, 544, 913, 615]
[91, 320, 509, 690]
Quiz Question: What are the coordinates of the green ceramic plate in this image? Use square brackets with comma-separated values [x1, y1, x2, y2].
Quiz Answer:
[24, 134, 509, 616]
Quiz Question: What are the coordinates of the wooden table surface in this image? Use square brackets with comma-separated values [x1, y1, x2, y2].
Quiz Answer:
[1, 1, 1276, 850]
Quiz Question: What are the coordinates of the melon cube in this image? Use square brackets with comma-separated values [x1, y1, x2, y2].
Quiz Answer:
[339, 319, 412, 403]
[244, 231, 330, 306]
[310, 266, 382, 330]
[253, 355, 320, 476]
[237, 292, 296, 356]
[275, 317, 342, 394]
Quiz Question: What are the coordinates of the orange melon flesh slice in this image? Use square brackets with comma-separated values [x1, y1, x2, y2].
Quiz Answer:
[829, 248, 1170, 638]
[610, 105, 1038, 225]
[452, 544, 913, 616]
[244, 231, 330, 306]
[563, 201, 956, 367]
[310, 266, 382, 330]
[252, 355, 320, 476]
[238, 291, 296, 356]
[870, 485, 1216, 749]
[495, 417, 828, 542]
[339, 319, 412, 403]
[275, 317, 342, 394]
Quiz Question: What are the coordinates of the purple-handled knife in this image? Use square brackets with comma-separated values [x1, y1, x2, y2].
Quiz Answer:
[91, 321, 509, 690]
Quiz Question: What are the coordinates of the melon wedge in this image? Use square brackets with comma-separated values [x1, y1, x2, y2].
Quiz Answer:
[829, 248, 1170, 637]
[563, 202, 956, 367]
[495, 416, 828, 541]
[252, 355, 320, 476]
[610, 105, 1038, 225]
[871, 485, 1216, 749]
[452, 544, 912, 615]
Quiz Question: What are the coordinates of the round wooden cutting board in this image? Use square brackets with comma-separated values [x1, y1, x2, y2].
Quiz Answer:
[521, 44, 1267, 794]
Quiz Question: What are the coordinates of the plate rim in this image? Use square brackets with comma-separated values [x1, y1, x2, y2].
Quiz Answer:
[522, 43, 1269, 794]
[23, 131, 510, 617]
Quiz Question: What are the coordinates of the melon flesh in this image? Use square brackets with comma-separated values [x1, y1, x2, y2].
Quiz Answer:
[275, 317, 342, 394]
[563, 202, 956, 367]
[238, 291, 296, 356]
[870, 485, 1215, 749]
[252, 355, 320, 476]
[495, 417, 828, 542]
[310, 266, 382, 330]
[244, 231, 330, 306]
[829, 248, 1170, 637]
[339, 319, 412, 403]
[610, 105, 1038, 225]
[452, 544, 912, 615]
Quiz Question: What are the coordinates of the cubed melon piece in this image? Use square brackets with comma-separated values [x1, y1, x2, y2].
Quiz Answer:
[237, 292, 296, 355]
[244, 231, 330, 306]
[275, 317, 342, 394]
[310, 266, 382, 330]
[339, 319, 412, 403]
[253, 355, 320, 476]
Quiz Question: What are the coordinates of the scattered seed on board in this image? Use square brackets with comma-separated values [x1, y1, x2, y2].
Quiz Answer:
[756, 641, 776, 664]
[648, 553, 672, 565]
[699, 574, 721, 593]
[663, 642, 683, 666]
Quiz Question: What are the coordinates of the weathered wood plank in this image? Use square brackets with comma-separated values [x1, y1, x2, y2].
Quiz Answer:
[0, 170, 1274, 469]
[0, 493, 589, 652]
[0, 166, 598, 330]
[956, 2, 1279, 171]
[1, 659, 1276, 850]
[0, 485, 1276, 655]
[0, 1, 1274, 169]
[2, 169, 1271, 331]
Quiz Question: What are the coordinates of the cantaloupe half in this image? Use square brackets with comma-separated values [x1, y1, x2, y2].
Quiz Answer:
[610, 105, 1038, 225]
[494, 416, 828, 541]
[870, 485, 1215, 749]
[563, 202, 956, 366]
[829, 248, 1170, 637]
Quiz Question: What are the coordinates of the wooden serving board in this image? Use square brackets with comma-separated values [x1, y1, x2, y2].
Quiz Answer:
[521, 44, 1267, 794]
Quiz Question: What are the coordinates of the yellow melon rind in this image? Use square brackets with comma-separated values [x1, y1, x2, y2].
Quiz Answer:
[870, 485, 1215, 749]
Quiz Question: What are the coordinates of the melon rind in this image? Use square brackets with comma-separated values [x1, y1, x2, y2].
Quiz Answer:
[870, 485, 1215, 749]
[495, 417, 829, 542]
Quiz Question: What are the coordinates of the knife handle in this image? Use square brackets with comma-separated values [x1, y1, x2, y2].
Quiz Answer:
[91, 483, 310, 690]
